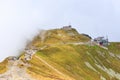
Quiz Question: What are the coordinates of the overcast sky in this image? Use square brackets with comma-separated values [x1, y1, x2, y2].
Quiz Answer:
[0, 0, 120, 61]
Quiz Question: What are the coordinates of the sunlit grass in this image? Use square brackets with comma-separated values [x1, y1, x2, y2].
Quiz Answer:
[0, 59, 8, 74]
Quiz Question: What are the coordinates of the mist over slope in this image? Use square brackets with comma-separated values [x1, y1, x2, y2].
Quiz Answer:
[0, 27, 39, 62]
[0, 27, 120, 80]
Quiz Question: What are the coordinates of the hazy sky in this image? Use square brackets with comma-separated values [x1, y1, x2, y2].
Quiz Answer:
[0, 0, 120, 61]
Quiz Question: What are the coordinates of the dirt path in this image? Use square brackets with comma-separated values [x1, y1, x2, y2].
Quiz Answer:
[35, 55, 83, 80]
[35, 55, 65, 76]
[0, 60, 35, 80]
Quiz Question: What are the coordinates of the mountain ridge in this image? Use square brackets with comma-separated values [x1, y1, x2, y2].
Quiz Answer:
[0, 27, 120, 80]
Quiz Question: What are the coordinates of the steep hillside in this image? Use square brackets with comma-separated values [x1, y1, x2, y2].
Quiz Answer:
[27, 43, 120, 80]
[0, 27, 120, 80]
[30, 28, 90, 48]
[26, 28, 120, 80]
[108, 42, 120, 54]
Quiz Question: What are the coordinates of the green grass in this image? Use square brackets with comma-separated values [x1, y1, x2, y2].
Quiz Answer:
[35, 45, 100, 80]
[108, 42, 120, 54]
[32, 28, 91, 47]
[29, 43, 120, 80]
[22, 29, 120, 80]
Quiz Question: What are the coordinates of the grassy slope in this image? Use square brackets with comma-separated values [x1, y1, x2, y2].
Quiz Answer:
[31, 28, 90, 48]
[27, 29, 120, 80]
[0, 28, 120, 80]
[108, 42, 120, 54]
[28, 43, 120, 80]
[0, 59, 8, 74]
